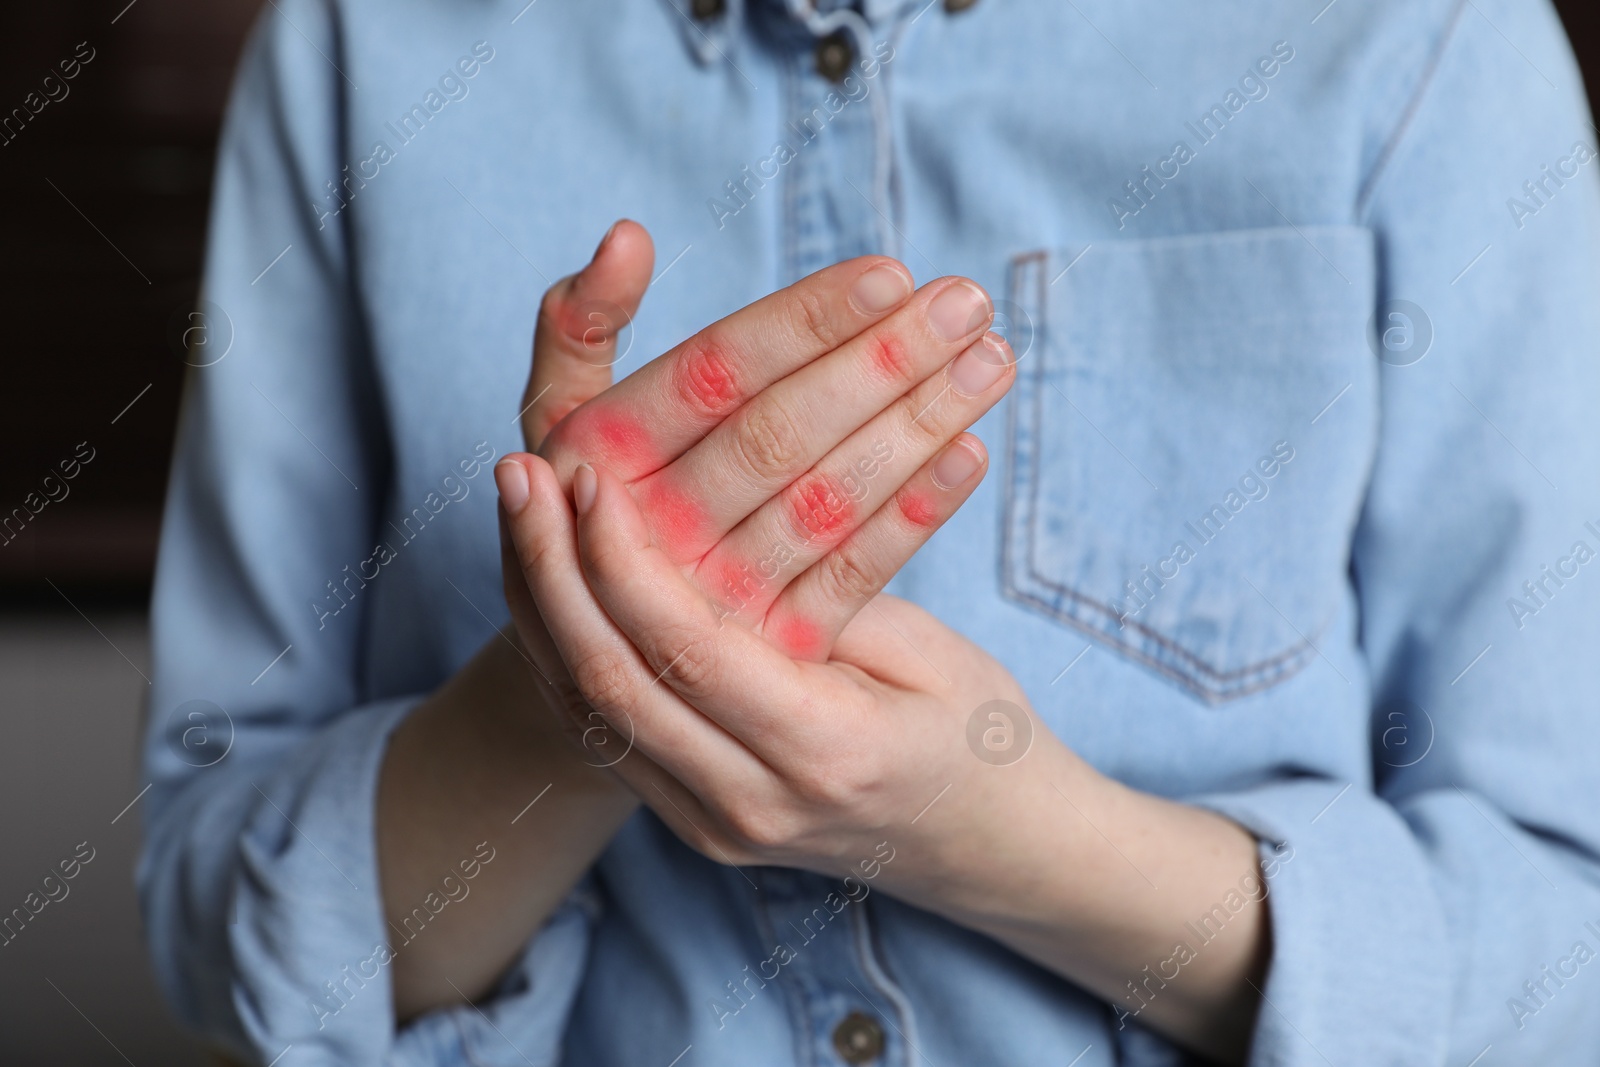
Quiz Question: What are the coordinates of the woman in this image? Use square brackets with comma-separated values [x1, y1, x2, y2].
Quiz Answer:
[141, 0, 1600, 1063]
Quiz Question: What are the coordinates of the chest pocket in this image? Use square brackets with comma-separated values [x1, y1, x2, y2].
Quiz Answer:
[1002, 227, 1378, 703]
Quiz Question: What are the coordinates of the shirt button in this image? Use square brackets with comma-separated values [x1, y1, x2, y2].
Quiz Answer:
[831, 1011, 886, 1064]
[690, 0, 724, 18]
[814, 30, 855, 83]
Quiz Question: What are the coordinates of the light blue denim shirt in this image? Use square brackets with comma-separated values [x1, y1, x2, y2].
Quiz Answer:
[141, 0, 1600, 1063]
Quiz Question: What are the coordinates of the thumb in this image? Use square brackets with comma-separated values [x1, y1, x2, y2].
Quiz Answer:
[521, 219, 655, 451]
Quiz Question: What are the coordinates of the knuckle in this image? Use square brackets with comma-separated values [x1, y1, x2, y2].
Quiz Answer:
[896, 386, 948, 448]
[732, 401, 807, 482]
[675, 334, 743, 417]
[793, 746, 879, 811]
[569, 647, 638, 716]
[526, 392, 584, 452]
[722, 803, 798, 852]
[789, 286, 841, 351]
[519, 529, 563, 585]
[536, 404, 584, 461]
[651, 627, 721, 694]
[866, 332, 919, 386]
[537, 278, 578, 337]
[788, 766, 848, 810]
[786, 473, 855, 544]
[820, 543, 882, 606]
[547, 684, 595, 743]
[580, 526, 634, 584]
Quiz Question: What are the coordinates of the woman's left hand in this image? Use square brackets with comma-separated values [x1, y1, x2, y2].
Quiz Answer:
[501, 453, 1065, 894]
[499, 453, 1272, 1064]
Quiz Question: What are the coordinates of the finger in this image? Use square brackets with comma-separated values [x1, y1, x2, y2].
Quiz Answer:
[571, 461, 837, 756]
[694, 331, 1013, 624]
[496, 501, 594, 744]
[539, 705, 758, 870]
[829, 594, 951, 692]
[761, 434, 988, 661]
[540, 255, 916, 484]
[614, 760, 763, 869]
[626, 277, 995, 562]
[521, 220, 655, 450]
[497, 452, 767, 786]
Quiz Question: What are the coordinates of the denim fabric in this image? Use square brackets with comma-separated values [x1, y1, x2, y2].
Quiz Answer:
[1003, 227, 1378, 701]
[140, 0, 1600, 1064]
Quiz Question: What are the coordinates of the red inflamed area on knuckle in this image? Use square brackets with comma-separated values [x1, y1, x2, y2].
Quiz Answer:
[897, 490, 940, 529]
[713, 556, 762, 612]
[791, 474, 854, 542]
[578, 408, 655, 469]
[774, 615, 823, 659]
[636, 480, 710, 558]
[677, 339, 742, 416]
[869, 335, 914, 382]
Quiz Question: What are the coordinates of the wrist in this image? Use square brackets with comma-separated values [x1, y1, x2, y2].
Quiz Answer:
[897, 735, 1108, 930]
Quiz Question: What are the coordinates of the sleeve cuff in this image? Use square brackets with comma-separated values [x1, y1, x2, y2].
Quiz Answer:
[1189, 777, 1453, 1066]
[226, 697, 596, 1065]
[390, 879, 600, 1067]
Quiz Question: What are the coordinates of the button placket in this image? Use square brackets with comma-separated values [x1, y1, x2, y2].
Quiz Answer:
[778, 12, 895, 281]
[746, 870, 907, 1067]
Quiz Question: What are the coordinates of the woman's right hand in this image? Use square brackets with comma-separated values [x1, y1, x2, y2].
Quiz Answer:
[381, 220, 1011, 1020]
[499, 220, 1015, 745]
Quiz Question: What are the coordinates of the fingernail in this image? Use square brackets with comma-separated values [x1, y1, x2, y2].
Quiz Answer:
[573, 463, 597, 515]
[931, 439, 983, 490]
[949, 332, 1011, 396]
[928, 281, 991, 343]
[592, 220, 620, 260]
[850, 263, 913, 315]
[495, 459, 530, 514]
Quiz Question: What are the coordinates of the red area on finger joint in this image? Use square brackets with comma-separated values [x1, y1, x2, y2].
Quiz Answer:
[710, 556, 765, 615]
[677, 338, 742, 416]
[569, 407, 656, 471]
[791, 473, 854, 543]
[897, 490, 940, 528]
[869, 335, 915, 383]
[635, 479, 710, 561]
[773, 615, 823, 659]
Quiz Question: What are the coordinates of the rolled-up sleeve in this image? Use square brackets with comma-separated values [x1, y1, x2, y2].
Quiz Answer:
[1191, 3, 1600, 1064]
[137, 3, 592, 1063]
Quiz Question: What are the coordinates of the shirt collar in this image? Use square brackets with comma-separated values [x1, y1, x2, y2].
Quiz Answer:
[667, 0, 913, 69]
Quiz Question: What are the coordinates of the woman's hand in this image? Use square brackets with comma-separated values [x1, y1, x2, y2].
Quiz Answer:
[498, 455, 1274, 1065]
[382, 220, 1015, 1023]
[500, 220, 1014, 754]
[499, 453, 1056, 899]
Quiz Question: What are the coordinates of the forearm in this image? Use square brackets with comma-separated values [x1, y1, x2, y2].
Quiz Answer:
[908, 747, 1268, 1063]
[376, 633, 638, 1022]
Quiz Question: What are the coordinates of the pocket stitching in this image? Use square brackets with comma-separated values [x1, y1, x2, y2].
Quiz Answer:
[1001, 245, 1319, 703]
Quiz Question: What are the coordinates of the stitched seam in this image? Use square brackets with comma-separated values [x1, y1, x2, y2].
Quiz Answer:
[1355, 0, 1471, 219]
[1002, 584, 1317, 705]
[850, 901, 920, 1067]
[1000, 250, 1047, 612]
[1021, 565, 1318, 685]
[749, 872, 819, 1067]
[1003, 245, 1326, 697]
[1021, 246, 1308, 686]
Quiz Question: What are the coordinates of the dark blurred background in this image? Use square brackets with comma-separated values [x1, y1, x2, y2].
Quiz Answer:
[0, 1, 1595, 1062]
